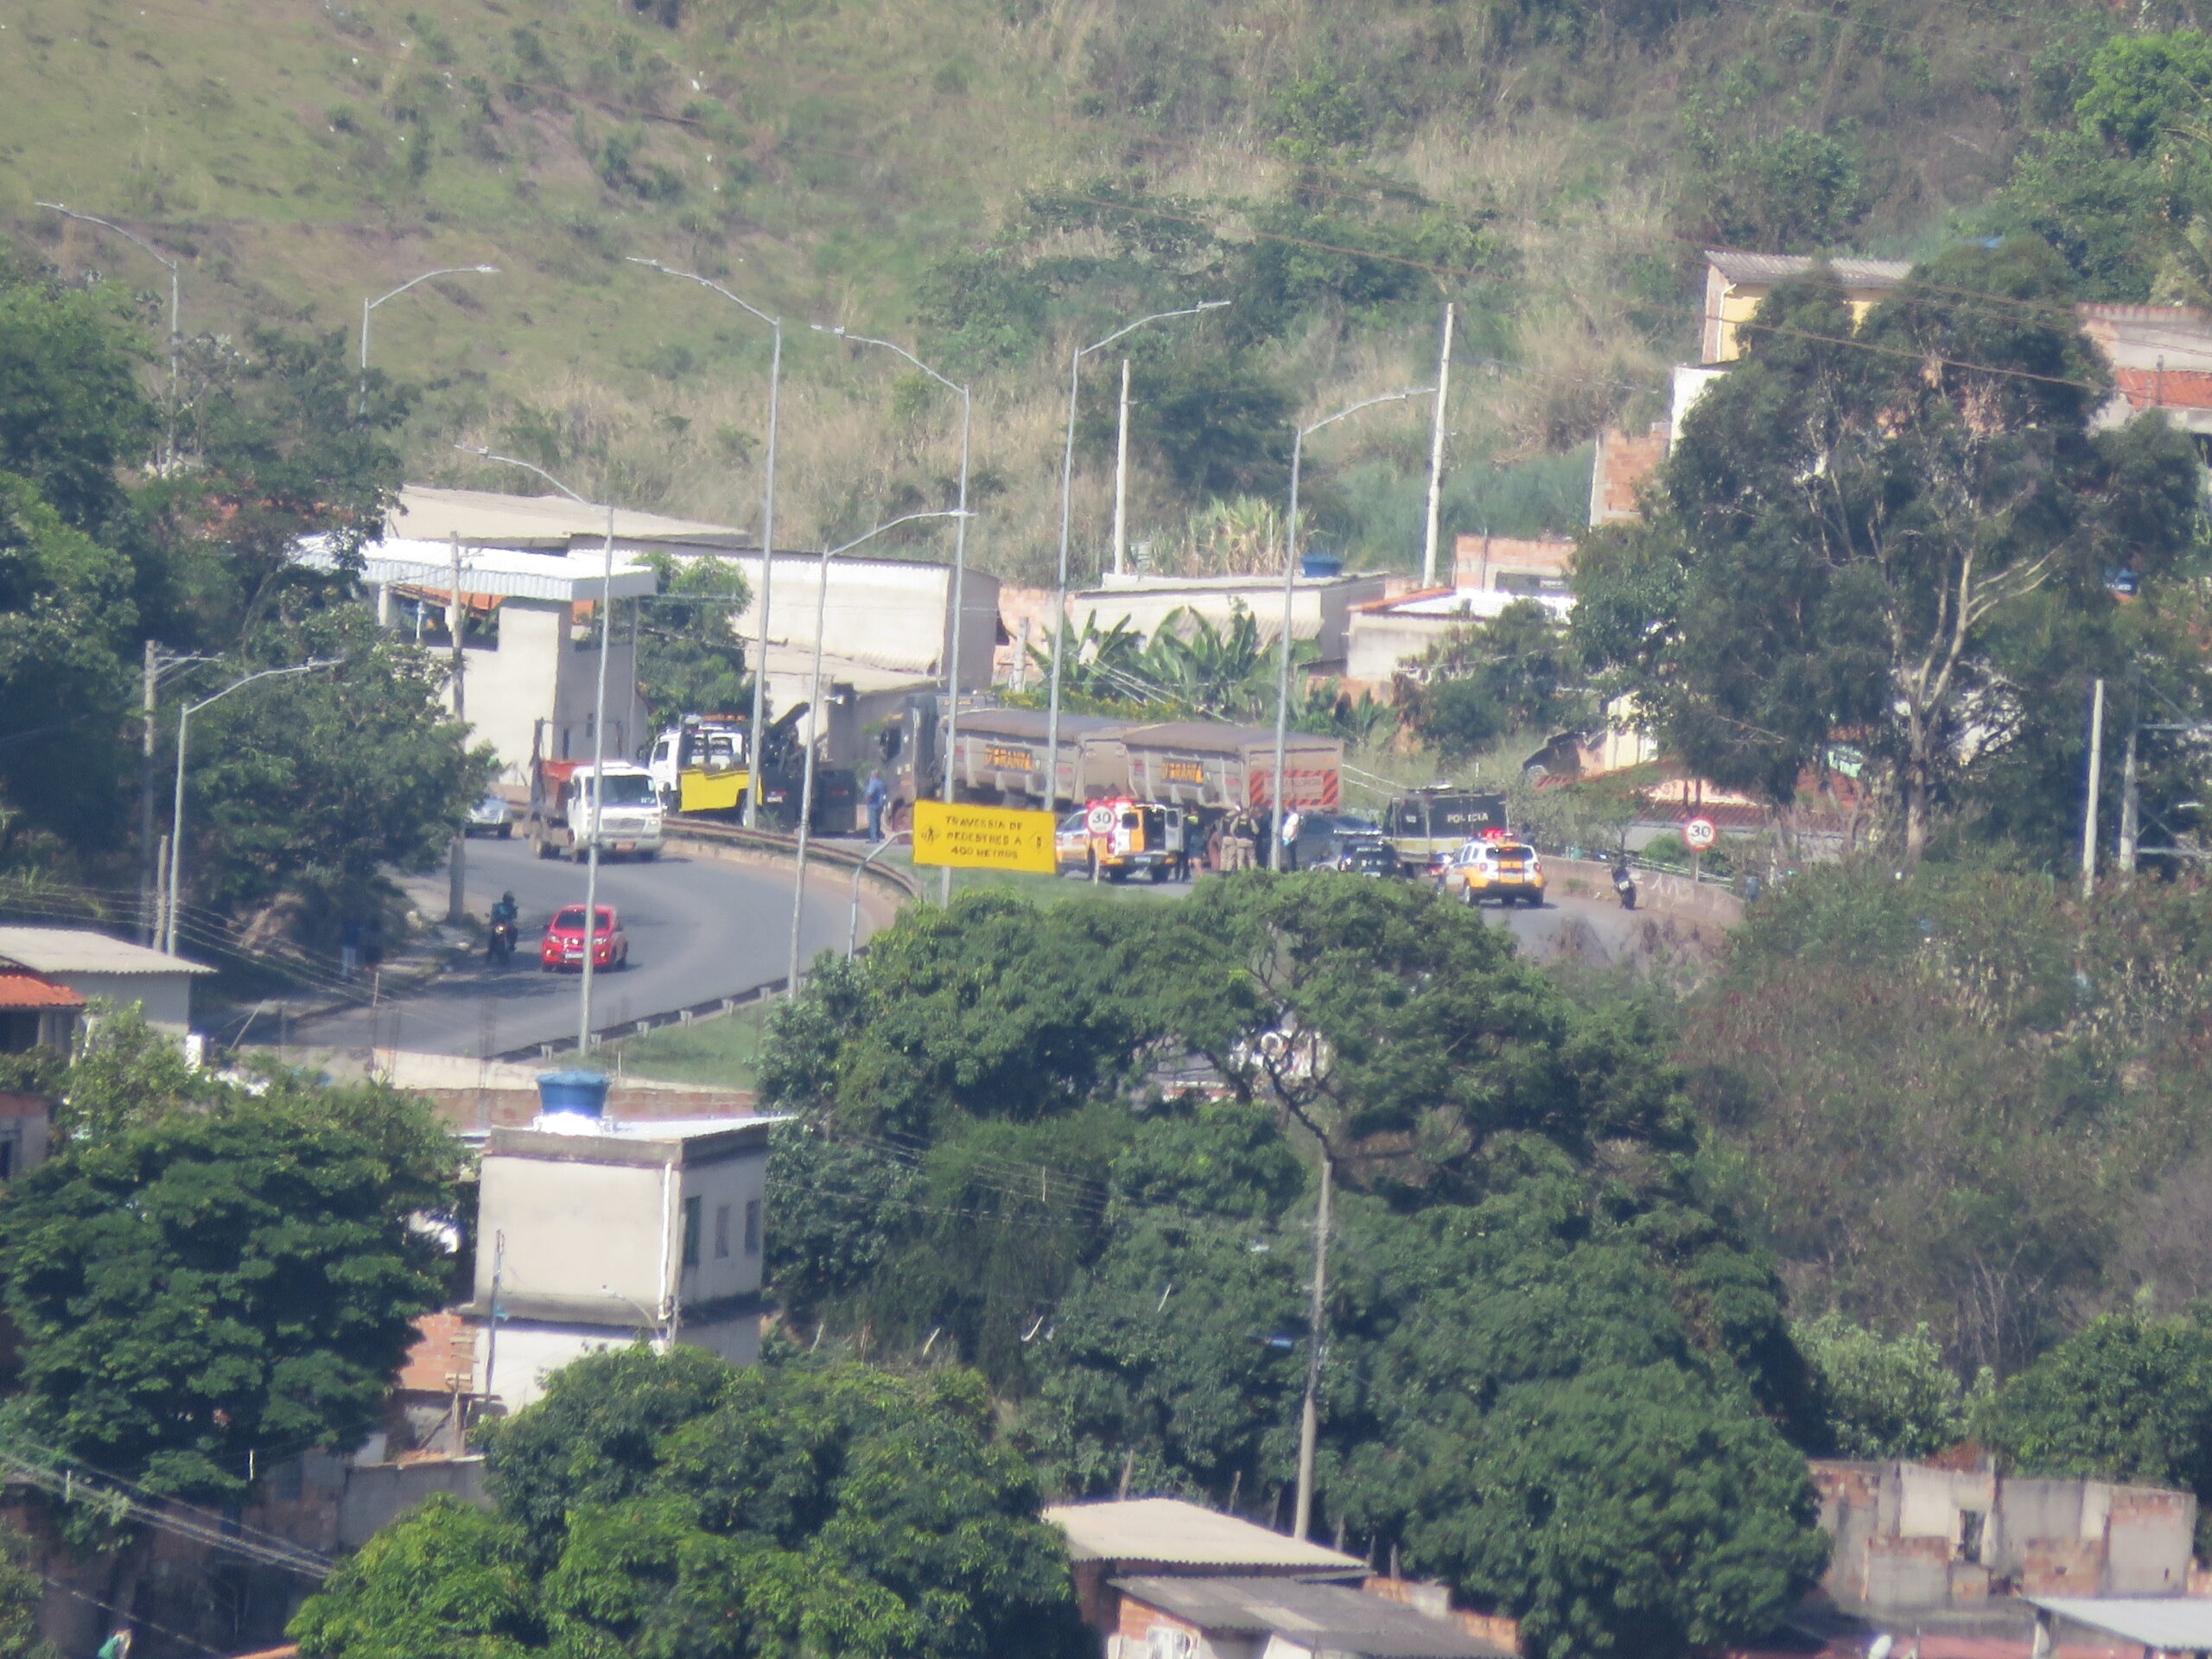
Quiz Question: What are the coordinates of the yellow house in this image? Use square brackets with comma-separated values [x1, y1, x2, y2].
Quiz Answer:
[1701, 249, 1912, 364]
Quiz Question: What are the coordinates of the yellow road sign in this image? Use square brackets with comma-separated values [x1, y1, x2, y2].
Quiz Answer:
[912, 799, 1058, 874]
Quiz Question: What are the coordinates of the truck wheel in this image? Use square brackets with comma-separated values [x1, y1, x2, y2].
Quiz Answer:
[535, 837, 555, 860]
[498, 823, 512, 839]
[638, 848, 659, 861]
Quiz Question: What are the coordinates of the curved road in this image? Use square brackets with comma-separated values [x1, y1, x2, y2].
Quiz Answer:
[280, 844, 1657, 1063]
[285, 836, 852, 1059]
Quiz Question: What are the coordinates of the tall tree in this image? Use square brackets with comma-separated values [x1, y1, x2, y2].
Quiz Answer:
[0, 1065, 460, 1500]
[297, 1350, 1086, 1659]
[1574, 244, 2200, 860]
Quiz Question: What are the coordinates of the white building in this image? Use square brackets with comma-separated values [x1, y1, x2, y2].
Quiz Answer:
[0, 926, 213, 1038]
[1065, 571, 1390, 676]
[464, 1105, 772, 1410]
[305, 487, 1001, 778]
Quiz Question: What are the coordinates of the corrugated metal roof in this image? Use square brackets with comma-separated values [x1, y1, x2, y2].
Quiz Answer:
[0, 927, 213, 976]
[0, 972, 86, 1009]
[2028, 1596, 2212, 1649]
[338, 538, 662, 604]
[1706, 249, 1912, 287]
[389, 486, 748, 549]
[1110, 1577, 1511, 1659]
[1045, 1498, 1365, 1569]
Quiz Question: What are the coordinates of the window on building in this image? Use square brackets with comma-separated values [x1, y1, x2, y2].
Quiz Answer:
[744, 1198, 761, 1255]
[714, 1203, 731, 1260]
[682, 1195, 702, 1268]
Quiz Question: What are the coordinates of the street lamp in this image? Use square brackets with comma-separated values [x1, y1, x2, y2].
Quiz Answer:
[39, 202, 181, 471]
[630, 258, 781, 830]
[811, 324, 973, 904]
[599, 1284, 671, 1353]
[166, 660, 339, 956]
[461, 446, 620, 1058]
[1269, 388, 1432, 872]
[360, 265, 499, 415]
[786, 512, 970, 995]
[1043, 302, 1229, 815]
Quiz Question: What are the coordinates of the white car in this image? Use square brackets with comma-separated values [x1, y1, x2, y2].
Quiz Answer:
[465, 793, 513, 838]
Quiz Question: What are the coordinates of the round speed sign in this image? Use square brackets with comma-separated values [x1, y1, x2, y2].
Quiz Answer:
[1086, 804, 1117, 835]
[1682, 817, 1719, 851]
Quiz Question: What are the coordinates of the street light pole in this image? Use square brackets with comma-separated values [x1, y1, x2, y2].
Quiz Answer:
[39, 203, 181, 471]
[1270, 389, 1430, 872]
[785, 512, 970, 995]
[810, 326, 973, 903]
[167, 660, 338, 956]
[631, 259, 781, 830]
[360, 264, 499, 416]
[1044, 302, 1228, 817]
[463, 448, 622, 1055]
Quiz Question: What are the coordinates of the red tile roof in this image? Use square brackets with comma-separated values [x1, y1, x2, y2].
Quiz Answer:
[0, 973, 85, 1010]
[2116, 366, 2212, 410]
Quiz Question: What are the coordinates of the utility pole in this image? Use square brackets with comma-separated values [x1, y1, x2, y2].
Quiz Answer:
[2119, 720, 2139, 881]
[1294, 1149, 1333, 1541]
[1112, 358, 1132, 579]
[140, 641, 159, 944]
[448, 532, 467, 925]
[1420, 302, 1455, 589]
[2081, 677, 2105, 901]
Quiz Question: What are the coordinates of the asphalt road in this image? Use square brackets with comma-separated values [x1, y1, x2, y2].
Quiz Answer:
[1484, 889, 1650, 960]
[283, 836, 853, 1059]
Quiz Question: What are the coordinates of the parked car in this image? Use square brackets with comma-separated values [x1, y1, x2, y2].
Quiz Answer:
[541, 904, 629, 971]
[1441, 839, 1547, 906]
[466, 793, 514, 837]
[1332, 840, 1403, 878]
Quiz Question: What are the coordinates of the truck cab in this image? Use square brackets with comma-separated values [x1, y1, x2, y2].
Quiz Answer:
[650, 716, 752, 814]
[529, 760, 667, 861]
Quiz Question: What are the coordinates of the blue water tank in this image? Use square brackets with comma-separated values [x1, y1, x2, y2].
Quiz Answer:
[536, 1069, 612, 1118]
[1300, 551, 1344, 579]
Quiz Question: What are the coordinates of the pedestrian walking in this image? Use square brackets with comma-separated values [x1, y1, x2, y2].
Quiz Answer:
[863, 772, 888, 842]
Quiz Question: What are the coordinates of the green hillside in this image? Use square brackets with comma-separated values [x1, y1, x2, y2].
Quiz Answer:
[0, 0, 2119, 578]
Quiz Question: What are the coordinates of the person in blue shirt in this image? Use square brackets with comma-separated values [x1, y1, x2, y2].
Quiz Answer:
[863, 772, 889, 842]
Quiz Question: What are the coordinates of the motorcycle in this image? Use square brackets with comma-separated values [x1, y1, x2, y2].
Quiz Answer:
[487, 918, 518, 964]
[1612, 865, 1638, 911]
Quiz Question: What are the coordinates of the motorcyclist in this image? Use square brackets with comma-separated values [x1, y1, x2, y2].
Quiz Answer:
[488, 891, 520, 961]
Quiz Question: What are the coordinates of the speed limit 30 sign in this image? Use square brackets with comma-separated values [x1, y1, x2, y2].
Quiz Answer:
[1683, 817, 1718, 851]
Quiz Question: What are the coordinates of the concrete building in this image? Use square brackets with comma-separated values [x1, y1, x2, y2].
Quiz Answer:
[1066, 572, 1391, 677]
[2077, 302, 2212, 442]
[1343, 587, 1573, 694]
[1109, 1576, 1512, 1659]
[0, 969, 83, 1054]
[1813, 1459, 2196, 1615]
[1588, 423, 1669, 524]
[1700, 248, 1913, 365]
[722, 552, 1000, 748]
[1452, 535, 1573, 598]
[462, 1103, 772, 1411]
[0, 926, 212, 1037]
[1046, 1498, 1367, 1635]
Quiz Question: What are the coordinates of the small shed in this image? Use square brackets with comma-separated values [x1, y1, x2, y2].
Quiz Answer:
[2026, 1596, 2212, 1659]
[1044, 1497, 1365, 1636]
[0, 969, 85, 1053]
[0, 927, 213, 1037]
[1110, 1574, 1515, 1659]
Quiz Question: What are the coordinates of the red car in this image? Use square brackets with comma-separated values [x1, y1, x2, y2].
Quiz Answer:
[541, 905, 629, 972]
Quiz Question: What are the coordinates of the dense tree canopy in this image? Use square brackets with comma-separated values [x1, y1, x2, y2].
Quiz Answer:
[1573, 243, 2202, 861]
[0, 1054, 459, 1499]
[763, 876, 1827, 1659]
[294, 1349, 1085, 1659]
